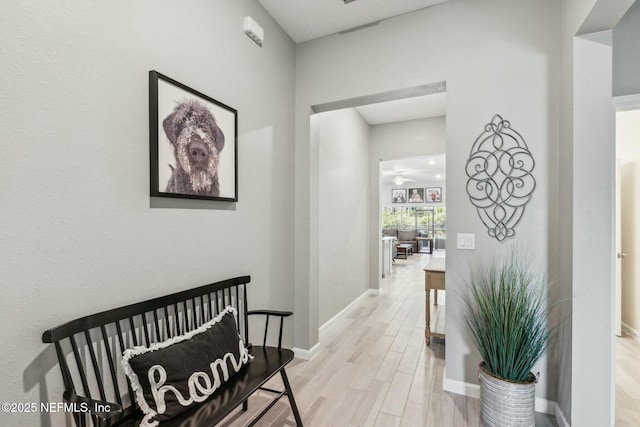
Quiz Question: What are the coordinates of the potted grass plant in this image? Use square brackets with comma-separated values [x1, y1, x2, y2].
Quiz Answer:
[463, 253, 553, 427]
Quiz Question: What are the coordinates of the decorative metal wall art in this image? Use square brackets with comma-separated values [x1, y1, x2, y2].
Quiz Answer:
[465, 115, 536, 241]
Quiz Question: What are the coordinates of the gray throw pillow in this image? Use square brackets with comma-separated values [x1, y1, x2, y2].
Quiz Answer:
[398, 230, 417, 241]
[382, 228, 398, 237]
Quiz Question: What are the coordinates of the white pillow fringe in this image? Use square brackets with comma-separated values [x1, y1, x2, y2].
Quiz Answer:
[120, 305, 251, 425]
[123, 306, 240, 358]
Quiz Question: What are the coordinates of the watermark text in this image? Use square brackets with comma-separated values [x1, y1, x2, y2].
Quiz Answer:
[2, 402, 112, 413]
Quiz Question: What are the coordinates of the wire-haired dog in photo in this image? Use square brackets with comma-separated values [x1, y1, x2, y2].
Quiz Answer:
[162, 99, 225, 196]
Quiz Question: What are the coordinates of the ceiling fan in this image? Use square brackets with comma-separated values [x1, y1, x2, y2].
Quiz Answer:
[392, 171, 415, 186]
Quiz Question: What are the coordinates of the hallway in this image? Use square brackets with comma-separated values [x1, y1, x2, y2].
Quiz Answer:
[221, 251, 557, 426]
[221, 252, 472, 426]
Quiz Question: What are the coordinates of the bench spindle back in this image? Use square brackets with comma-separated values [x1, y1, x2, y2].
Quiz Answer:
[42, 276, 251, 427]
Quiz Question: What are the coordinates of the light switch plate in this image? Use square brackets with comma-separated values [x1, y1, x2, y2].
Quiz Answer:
[457, 233, 476, 250]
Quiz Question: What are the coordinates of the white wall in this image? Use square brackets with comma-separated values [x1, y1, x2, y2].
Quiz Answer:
[618, 109, 640, 161]
[558, 1, 596, 423]
[621, 161, 640, 332]
[316, 109, 370, 326]
[559, 1, 637, 424]
[295, 0, 560, 405]
[619, 109, 640, 333]
[573, 30, 615, 427]
[565, 0, 638, 424]
[370, 117, 446, 285]
[0, 1, 295, 426]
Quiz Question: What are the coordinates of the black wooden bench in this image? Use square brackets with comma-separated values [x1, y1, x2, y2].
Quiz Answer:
[42, 276, 303, 427]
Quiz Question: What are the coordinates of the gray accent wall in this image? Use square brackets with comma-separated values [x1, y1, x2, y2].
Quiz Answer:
[316, 109, 370, 326]
[0, 1, 296, 426]
[295, 0, 560, 404]
[614, 0, 640, 97]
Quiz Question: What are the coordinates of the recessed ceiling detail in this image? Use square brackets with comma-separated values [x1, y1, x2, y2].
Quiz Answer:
[258, 0, 452, 43]
[355, 92, 446, 125]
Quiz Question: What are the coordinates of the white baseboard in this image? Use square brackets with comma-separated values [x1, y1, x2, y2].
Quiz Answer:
[442, 370, 557, 415]
[622, 322, 640, 342]
[319, 289, 378, 337]
[292, 342, 322, 361]
[535, 398, 556, 415]
[555, 404, 570, 427]
[294, 289, 380, 361]
[442, 371, 480, 398]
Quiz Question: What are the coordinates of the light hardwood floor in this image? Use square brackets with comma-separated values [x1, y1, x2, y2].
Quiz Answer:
[616, 334, 640, 426]
[221, 252, 556, 426]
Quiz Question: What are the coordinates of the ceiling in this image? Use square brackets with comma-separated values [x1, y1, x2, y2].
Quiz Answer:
[257, 0, 451, 43]
[381, 155, 446, 185]
[258, 1, 447, 125]
[256, 2, 449, 180]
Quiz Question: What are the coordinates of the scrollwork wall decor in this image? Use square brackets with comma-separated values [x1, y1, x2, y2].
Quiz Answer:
[465, 114, 536, 241]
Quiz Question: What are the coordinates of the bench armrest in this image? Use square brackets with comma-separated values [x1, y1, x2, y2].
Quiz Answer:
[63, 389, 123, 421]
[248, 310, 293, 349]
[247, 310, 293, 317]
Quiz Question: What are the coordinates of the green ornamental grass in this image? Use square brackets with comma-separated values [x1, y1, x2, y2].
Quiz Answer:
[464, 254, 552, 382]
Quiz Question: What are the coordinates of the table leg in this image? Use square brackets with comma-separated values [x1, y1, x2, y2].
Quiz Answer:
[425, 280, 431, 345]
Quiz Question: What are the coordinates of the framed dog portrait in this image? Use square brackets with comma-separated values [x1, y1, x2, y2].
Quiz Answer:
[426, 187, 442, 203]
[149, 71, 238, 202]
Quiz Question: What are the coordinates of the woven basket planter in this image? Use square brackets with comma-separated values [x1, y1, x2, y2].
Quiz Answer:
[478, 363, 537, 427]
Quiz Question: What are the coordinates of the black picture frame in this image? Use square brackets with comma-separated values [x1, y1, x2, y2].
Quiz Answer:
[408, 188, 424, 203]
[426, 187, 442, 203]
[392, 188, 407, 204]
[150, 70, 238, 202]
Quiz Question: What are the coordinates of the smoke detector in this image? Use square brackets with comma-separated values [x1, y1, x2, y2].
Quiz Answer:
[243, 16, 264, 47]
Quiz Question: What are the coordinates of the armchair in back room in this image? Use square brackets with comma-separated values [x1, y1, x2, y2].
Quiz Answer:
[397, 229, 419, 252]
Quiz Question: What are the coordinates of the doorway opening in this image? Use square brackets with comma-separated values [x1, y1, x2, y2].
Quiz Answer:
[310, 84, 447, 337]
[614, 98, 640, 425]
[381, 154, 447, 252]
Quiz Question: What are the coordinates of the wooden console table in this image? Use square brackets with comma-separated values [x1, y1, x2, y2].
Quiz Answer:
[424, 257, 445, 345]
